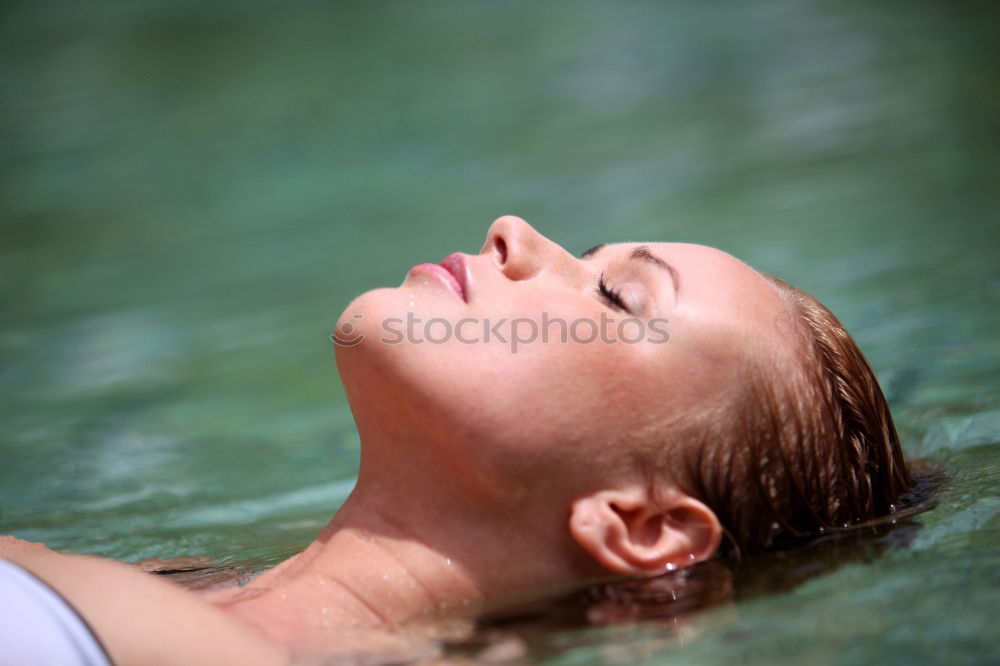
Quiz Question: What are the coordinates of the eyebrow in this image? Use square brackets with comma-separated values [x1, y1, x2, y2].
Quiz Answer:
[581, 243, 681, 296]
[631, 246, 681, 294]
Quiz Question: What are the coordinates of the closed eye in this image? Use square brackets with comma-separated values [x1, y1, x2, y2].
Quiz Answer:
[596, 273, 629, 313]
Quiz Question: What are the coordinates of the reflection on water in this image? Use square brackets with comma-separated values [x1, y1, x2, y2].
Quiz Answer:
[1, 0, 998, 663]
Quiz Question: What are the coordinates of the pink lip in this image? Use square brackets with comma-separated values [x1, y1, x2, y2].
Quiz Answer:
[409, 253, 468, 302]
[439, 253, 469, 301]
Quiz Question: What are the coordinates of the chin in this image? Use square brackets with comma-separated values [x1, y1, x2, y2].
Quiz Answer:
[332, 288, 393, 363]
[332, 287, 438, 388]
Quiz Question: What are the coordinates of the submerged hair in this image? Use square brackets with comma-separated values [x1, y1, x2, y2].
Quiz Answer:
[666, 275, 912, 557]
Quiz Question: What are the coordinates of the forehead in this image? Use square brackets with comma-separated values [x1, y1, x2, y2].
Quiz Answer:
[596, 241, 774, 293]
[598, 241, 789, 340]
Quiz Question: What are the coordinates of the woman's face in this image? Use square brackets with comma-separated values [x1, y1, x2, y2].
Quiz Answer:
[335, 217, 793, 505]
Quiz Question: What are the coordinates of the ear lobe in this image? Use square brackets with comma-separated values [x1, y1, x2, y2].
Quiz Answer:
[569, 488, 722, 577]
[567, 491, 636, 574]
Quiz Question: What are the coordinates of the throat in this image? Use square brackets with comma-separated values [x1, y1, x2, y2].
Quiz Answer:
[208, 517, 486, 648]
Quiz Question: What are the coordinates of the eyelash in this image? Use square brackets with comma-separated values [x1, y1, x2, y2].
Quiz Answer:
[597, 273, 628, 312]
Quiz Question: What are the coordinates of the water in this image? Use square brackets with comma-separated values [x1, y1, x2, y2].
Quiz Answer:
[1, 0, 998, 663]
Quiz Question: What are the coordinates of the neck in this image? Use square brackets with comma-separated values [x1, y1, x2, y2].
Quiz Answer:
[215, 480, 590, 652]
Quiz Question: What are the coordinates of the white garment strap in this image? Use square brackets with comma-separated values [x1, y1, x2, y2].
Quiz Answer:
[0, 559, 112, 666]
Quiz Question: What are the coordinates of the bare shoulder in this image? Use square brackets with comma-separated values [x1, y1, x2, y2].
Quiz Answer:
[0, 535, 61, 560]
[1, 537, 288, 666]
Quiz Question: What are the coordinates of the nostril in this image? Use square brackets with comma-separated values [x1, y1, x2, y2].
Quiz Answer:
[495, 236, 508, 265]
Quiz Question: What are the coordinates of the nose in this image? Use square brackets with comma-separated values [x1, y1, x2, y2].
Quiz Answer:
[481, 215, 577, 281]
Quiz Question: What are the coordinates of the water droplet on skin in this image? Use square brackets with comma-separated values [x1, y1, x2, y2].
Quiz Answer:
[689, 553, 696, 561]
[382, 574, 390, 581]
[446, 558, 452, 567]
[664, 563, 677, 572]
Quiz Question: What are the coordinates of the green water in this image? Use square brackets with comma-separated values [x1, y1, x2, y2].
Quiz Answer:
[1, 0, 998, 663]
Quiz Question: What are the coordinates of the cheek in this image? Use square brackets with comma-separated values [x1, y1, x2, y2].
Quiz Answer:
[456, 339, 655, 467]
[338, 290, 671, 482]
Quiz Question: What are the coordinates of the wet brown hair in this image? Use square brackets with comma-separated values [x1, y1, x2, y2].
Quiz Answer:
[665, 274, 912, 557]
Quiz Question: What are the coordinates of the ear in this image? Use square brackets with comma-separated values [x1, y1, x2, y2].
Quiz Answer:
[568, 486, 722, 576]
